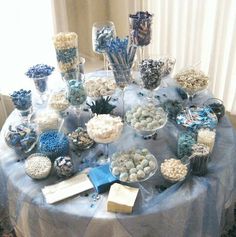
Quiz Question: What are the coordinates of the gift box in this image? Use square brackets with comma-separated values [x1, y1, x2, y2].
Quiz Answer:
[107, 183, 139, 214]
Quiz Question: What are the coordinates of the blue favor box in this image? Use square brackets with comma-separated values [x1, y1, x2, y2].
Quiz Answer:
[88, 164, 119, 194]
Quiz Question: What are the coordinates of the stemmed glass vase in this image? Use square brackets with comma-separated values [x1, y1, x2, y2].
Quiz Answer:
[129, 12, 153, 63]
[92, 21, 116, 70]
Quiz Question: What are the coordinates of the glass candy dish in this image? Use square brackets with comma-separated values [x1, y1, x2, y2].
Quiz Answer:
[68, 127, 95, 150]
[125, 105, 168, 137]
[4, 123, 38, 160]
[203, 98, 225, 120]
[160, 158, 189, 183]
[25, 153, 52, 180]
[109, 148, 158, 183]
[176, 106, 218, 131]
[174, 68, 209, 104]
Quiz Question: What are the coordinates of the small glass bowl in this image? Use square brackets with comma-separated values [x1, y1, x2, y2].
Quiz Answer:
[68, 127, 95, 150]
[25, 153, 52, 180]
[203, 98, 225, 120]
[160, 158, 189, 183]
[125, 106, 168, 137]
[109, 148, 158, 183]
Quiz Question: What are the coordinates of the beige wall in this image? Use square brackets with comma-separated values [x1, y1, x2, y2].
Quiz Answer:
[52, 0, 138, 59]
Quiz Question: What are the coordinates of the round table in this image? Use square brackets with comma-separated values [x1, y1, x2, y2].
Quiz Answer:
[0, 73, 236, 237]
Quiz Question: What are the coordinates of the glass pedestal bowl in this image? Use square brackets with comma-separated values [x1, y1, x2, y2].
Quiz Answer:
[109, 148, 158, 183]
[174, 68, 209, 106]
[125, 105, 168, 138]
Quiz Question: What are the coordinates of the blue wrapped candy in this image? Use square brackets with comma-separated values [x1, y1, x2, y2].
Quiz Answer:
[38, 130, 69, 161]
[5, 123, 37, 160]
[93, 24, 116, 53]
[105, 37, 137, 87]
[176, 107, 218, 131]
[129, 11, 153, 46]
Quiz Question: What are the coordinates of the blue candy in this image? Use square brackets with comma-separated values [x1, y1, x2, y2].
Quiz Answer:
[38, 130, 69, 161]
[25, 64, 54, 78]
[10, 89, 32, 111]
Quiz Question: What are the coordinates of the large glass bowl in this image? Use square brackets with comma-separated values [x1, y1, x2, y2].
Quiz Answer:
[4, 122, 38, 160]
[109, 148, 158, 183]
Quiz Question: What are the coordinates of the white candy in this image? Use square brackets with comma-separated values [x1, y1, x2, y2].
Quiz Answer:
[129, 173, 138, 182]
[129, 168, 137, 174]
[197, 128, 216, 152]
[120, 172, 129, 182]
[137, 170, 145, 179]
[25, 154, 52, 179]
[84, 77, 116, 97]
[86, 114, 123, 143]
[125, 161, 135, 169]
[149, 160, 156, 170]
[49, 91, 69, 112]
[144, 166, 151, 174]
[141, 159, 149, 168]
[136, 165, 143, 170]
[112, 167, 120, 176]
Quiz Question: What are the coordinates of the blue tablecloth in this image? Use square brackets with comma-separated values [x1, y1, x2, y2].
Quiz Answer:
[0, 72, 236, 237]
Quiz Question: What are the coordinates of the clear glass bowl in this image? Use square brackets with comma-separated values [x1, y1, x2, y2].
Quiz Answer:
[176, 106, 218, 131]
[109, 148, 158, 183]
[203, 98, 225, 120]
[160, 158, 189, 183]
[174, 67, 209, 101]
[25, 153, 52, 179]
[68, 127, 95, 150]
[125, 106, 168, 137]
[92, 21, 116, 54]
[4, 122, 38, 160]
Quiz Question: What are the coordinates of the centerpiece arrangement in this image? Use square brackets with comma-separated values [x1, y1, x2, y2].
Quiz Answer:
[5, 10, 226, 214]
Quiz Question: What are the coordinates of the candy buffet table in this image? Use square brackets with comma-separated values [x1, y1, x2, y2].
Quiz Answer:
[0, 72, 236, 237]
